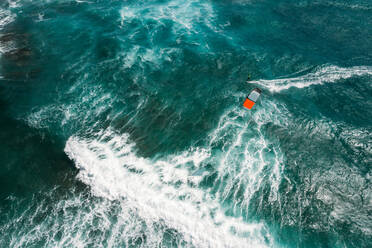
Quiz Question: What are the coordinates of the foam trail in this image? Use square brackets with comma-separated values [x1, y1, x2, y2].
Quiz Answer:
[65, 128, 273, 248]
[252, 65, 372, 92]
[208, 101, 285, 214]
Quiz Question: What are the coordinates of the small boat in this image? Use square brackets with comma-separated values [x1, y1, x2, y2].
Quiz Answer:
[243, 88, 261, 110]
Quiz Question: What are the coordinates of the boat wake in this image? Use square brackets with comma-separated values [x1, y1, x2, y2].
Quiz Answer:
[252, 65, 372, 92]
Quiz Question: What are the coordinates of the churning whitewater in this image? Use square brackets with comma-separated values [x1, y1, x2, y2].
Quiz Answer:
[1, 0, 371, 247]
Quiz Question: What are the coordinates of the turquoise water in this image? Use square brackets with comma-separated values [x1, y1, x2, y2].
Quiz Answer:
[0, 0, 371, 247]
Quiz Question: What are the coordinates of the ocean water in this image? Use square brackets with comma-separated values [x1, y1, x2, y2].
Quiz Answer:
[0, 0, 371, 247]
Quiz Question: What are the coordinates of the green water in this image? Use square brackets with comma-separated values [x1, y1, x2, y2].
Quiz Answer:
[0, 0, 371, 247]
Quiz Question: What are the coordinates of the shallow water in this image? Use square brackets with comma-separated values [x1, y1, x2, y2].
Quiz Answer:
[0, 0, 371, 247]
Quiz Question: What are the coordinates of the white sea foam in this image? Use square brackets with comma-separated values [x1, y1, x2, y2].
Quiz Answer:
[121, 45, 180, 69]
[116, 0, 222, 70]
[119, 0, 215, 33]
[252, 65, 372, 92]
[309, 1, 372, 11]
[6, 0, 21, 9]
[0, 12, 13, 29]
[65, 128, 273, 247]
[118, 0, 220, 57]
[60, 95, 288, 247]
[209, 101, 286, 209]
[0, 1, 17, 27]
[0, 7, 16, 55]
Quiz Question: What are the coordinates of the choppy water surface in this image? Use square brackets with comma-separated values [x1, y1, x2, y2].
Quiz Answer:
[0, 0, 371, 247]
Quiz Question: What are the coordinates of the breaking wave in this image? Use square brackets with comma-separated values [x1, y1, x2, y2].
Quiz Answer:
[62, 101, 286, 247]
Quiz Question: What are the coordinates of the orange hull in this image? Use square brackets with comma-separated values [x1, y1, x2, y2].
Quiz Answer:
[243, 98, 255, 109]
